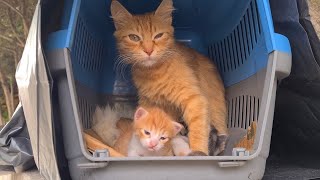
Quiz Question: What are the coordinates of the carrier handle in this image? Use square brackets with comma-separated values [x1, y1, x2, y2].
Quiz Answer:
[218, 161, 246, 168]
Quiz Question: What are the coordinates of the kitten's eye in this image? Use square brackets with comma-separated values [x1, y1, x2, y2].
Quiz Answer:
[160, 137, 167, 141]
[144, 130, 150, 135]
[128, 34, 141, 42]
[154, 33, 164, 40]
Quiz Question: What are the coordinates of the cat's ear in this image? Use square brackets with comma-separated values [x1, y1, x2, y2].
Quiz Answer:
[154, 0, 174, 25]
[172, 122, 183, 135]
[110, 1, 132, 29]
[134, 107, 149, 121]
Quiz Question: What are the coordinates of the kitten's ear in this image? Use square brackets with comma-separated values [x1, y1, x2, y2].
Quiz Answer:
[110, 1, 132, 29]
[172, 122, 183, 135]
[154, 0, 174, 25]
[134, 107, 149, 121]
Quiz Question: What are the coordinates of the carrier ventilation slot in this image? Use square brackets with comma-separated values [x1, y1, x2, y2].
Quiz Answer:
[227, 95, 260, 129]
[208, 0, 261, 73]
[72, 16, 104, 72]
[77, 96, 95, 129]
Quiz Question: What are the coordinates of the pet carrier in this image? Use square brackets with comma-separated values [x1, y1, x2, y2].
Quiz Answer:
[45, 0, 291, 179]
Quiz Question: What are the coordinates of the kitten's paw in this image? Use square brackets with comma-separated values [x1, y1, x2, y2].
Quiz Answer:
[187, 151, 207, 156]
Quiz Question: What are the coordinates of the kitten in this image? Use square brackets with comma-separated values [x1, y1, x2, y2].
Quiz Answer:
[111, 0, 228, 155]
[93, 105, 190, 157]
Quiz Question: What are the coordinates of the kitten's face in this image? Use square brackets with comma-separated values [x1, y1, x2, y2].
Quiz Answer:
[138, 126, 170, 152]
[134, 107, 182, 152]
[111, 0, 175, 67]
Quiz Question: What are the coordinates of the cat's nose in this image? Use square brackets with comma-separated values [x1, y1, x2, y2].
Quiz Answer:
[144, 49, 154, 56]
[149, 141, 158, 148]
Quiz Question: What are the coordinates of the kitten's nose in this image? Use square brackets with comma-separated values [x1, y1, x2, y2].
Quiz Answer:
[149, 141, 158, 148]
[144, 49, 154, 56]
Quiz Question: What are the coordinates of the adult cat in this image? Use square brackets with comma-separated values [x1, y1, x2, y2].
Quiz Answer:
[111, 0, 228, 155]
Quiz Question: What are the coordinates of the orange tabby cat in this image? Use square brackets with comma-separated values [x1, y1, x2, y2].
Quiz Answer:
[111, 0, 228, 155]
[114, 106, 185, 156]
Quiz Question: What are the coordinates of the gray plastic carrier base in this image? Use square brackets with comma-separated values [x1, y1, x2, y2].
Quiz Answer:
[47, 49, 291, 180]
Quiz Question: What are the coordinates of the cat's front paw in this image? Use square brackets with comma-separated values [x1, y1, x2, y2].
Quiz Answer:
[187, 151, 207, 156]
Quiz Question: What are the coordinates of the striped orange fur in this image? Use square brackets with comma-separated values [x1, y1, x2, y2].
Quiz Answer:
[111, 0, 228, 155]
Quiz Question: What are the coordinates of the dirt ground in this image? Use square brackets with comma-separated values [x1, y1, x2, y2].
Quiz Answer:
[309, 0, 320, 37]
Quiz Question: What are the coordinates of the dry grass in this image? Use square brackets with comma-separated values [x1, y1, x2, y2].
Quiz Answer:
[309, 0, 320, 37]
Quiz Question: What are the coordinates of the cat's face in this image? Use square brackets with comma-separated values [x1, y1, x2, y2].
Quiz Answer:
[133, 107, 182, 152]
[111, 0, 175, 67]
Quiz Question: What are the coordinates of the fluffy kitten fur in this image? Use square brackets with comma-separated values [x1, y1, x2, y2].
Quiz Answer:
[92, 104, 135, 146]
[111, 0, 228, 155]
[93, 105, 189, 156]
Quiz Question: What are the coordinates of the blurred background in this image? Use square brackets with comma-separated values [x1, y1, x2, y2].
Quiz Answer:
[0, 0, 36, 126]
[310, 0, 320, 35]
[0, 0, 318, 125]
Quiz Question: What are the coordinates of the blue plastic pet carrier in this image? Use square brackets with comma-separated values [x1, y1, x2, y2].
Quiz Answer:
[45, 0, 291, 179]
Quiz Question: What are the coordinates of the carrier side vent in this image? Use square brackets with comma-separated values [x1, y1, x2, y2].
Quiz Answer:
[227, 95, 260, 129]
[72, 16, 105, 72]
[208, 0, 261, 73]
[78, 96, 96, 129]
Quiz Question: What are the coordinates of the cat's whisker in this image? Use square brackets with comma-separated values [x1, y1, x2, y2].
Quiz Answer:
[120, 63, 129, 80]
[115, 54, 134, 81]
[131, 61, 141, 71]
[114, 56, 124, 71]
[118, 61, 126, 80]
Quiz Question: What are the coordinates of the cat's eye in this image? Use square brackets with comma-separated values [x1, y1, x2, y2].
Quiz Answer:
[144, 130, 150, 135]
[128, 34, 141, 42]
[154, 33, 164, 40]
[160, 137, 167, 140]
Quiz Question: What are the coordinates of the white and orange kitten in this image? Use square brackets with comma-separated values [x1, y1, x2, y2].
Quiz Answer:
[92, 105, 191, 156]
